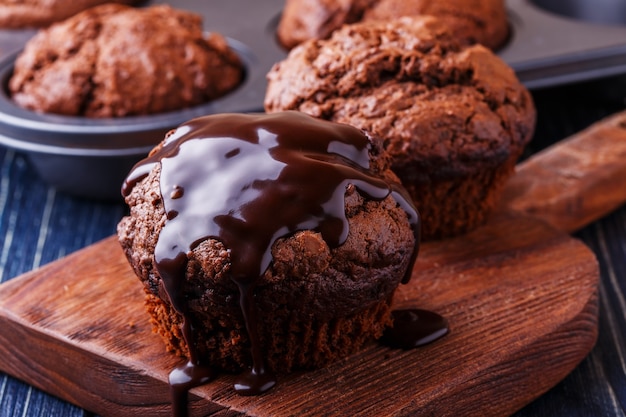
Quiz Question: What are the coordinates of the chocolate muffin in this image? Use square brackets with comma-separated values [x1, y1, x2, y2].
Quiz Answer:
[117, 112, 419, 393]
[0, 0, 140, 29]
[8, 4, 243, 118]
[276, 0, 509, 51]
[265, 17, 536, 240]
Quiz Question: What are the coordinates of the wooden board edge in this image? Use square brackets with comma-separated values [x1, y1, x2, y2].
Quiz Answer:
[0, 308, 243, 417]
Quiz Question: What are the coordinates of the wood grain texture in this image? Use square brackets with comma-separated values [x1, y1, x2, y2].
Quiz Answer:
[5, 109, 626, 416]
[499, 110, 626, 233]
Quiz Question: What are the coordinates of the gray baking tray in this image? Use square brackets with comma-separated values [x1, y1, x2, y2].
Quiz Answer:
[0, 0, 625, 200]
[503, 0, 626, 88]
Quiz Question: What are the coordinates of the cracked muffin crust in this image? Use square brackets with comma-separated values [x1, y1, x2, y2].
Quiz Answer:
[117, 112, 419, 373]
[276, 0, 509, 51]
[265, 16, 536, 240]
[8, 4, 243, 117]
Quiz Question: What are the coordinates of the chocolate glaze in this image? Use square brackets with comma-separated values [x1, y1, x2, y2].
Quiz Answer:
[122, 111, 420, 416]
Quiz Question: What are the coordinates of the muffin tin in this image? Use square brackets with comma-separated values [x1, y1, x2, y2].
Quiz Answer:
[502, 0, 626, 88]
[0, 0, 625, 200]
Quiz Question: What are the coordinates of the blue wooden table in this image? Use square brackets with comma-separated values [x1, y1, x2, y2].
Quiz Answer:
[0, 75, 625, 417]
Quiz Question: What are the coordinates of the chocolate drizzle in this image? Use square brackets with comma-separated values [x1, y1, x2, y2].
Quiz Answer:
[122, 111, 423, 416]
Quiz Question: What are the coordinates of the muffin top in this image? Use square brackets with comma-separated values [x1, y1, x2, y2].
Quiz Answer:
[0, 0, 140, 28]
[265, 16, 535, 179]
[9, 4, 243, 117]
[276, 0, 509, 51]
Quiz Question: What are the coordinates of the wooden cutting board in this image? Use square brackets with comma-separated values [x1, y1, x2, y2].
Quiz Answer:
[1, 111, 626, 417]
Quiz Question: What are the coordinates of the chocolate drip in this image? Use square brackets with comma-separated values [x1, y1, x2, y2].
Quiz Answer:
[122, 112, 420, 416]
[168, 360, 216, 417]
